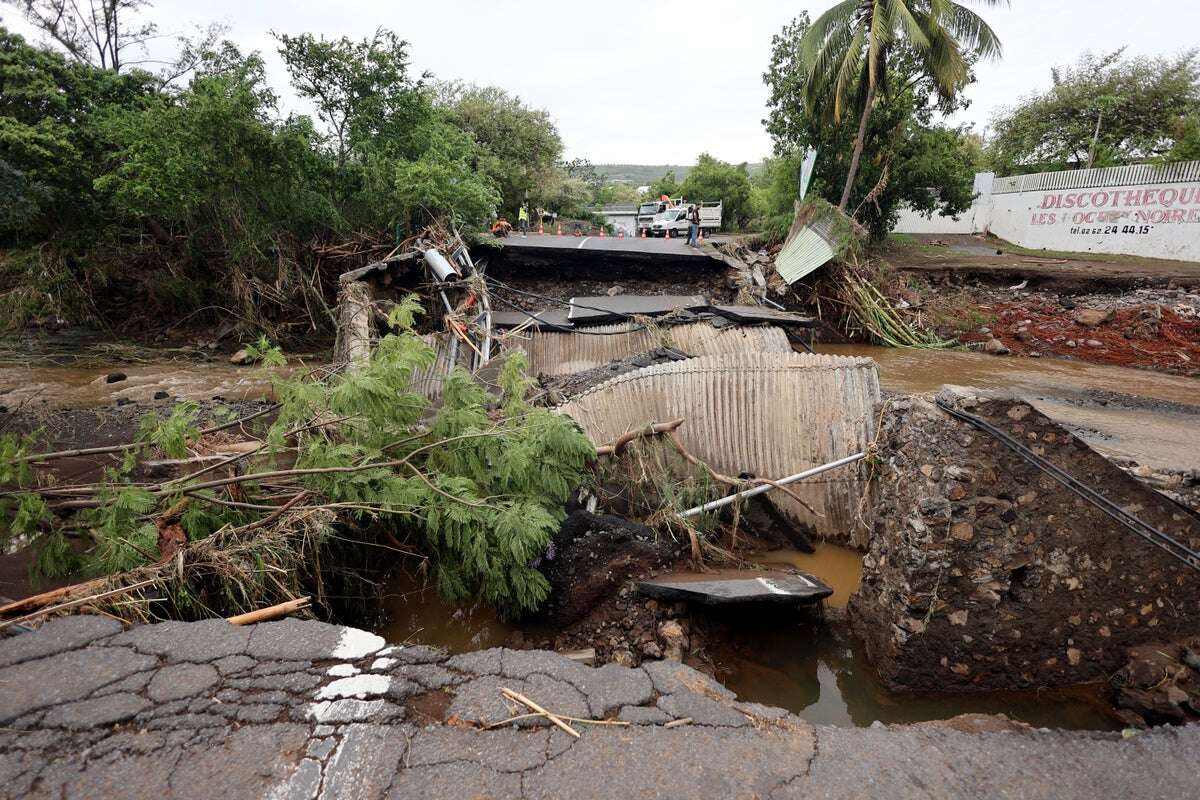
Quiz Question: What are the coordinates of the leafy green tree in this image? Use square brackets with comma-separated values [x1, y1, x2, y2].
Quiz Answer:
[795, 0, 1002, 209]
[646, 170, 680, 201]
[436, 82, 563, 215]
[764, 14, 981, 238]
[0, 27, 152, 242]
[274, 27, 428, 166]
[1168, 113, 1200, 163]
[988, 49, 1200, 173]
[94, 44, 337, 319]
[681, 154, 752, 228]
[596, 180, 641, 205]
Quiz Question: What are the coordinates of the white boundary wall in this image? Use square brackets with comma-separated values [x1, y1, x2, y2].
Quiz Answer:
[892, 161, 1200, 262]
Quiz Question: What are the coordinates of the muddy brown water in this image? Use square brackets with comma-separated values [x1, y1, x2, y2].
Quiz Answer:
[0, 363, 289, 410]
[818, 343, 1200, 473]
[818, 343, 1200, 406]
[375, 545, 1119, 730]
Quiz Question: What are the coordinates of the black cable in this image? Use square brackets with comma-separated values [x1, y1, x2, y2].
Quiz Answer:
[489, 294, 652, 336]
[935, 397, 1200, 573]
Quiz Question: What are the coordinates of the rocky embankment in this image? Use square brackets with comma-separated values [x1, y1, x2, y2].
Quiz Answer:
[851, 389, 1200, 709]
[4, 616, 1200, 800]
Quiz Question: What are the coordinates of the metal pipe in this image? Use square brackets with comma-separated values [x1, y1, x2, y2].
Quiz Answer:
[679, 452, 866, 518]
[423, 249, 459, 282]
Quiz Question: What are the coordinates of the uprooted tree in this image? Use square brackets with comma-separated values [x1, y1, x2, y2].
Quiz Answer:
[0, 301, 595, 625]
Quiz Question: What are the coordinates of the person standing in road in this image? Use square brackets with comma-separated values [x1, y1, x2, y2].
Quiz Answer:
[687, 204, 700, 246]
[518, 204, 530, 237]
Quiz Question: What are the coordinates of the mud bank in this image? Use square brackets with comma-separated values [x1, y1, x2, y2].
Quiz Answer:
[4, 616, 1199, 800]
[851, 389, 1200, 698]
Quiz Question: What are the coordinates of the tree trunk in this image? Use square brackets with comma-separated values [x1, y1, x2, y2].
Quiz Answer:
[839, 80, 878, 211]
[333, 279, 374, 368]
[1087, 110, 1104, 169]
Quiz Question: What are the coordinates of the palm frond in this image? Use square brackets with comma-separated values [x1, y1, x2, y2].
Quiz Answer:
[798, 0, 862, 74]
[940, 3, 1004, 60]
[885, 0, 931, 52]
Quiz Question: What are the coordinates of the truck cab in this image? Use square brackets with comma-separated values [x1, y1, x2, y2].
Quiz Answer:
[648, 202, 723, 237]
[636, 197, 682, 235]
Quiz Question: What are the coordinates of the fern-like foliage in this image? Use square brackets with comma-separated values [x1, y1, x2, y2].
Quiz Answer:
[136, 401, 201, 458]
[244, 336, 287, 368]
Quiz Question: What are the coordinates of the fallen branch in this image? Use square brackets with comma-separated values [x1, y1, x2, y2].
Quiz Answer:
[665, 431, 823, 518]
[483, 712, 629, 729]
[0, 577, 110, 616]
[0, 579, 159, 631]
[500, 687, 580, 738]
[594, 418, 686, 457]
[226, 596, 311, 625]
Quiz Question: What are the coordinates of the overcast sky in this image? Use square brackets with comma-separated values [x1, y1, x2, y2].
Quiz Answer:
[4, 1, 1199, 164]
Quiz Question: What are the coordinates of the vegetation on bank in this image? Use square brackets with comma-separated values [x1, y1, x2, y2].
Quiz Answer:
[0, 311, 594, 621]
[0, 7, 599, 337]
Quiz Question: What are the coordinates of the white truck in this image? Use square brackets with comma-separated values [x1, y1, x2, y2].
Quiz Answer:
[648, 201, 722, 238]
[636, 198, 682, 235]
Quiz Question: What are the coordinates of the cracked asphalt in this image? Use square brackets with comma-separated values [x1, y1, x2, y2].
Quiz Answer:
[2, 616, 1198, 799]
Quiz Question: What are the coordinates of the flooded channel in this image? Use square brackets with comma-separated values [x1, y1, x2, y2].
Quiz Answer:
[376, 544, 1120, 730]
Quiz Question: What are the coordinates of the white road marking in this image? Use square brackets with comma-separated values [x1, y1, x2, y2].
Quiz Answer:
[576, 237, 591, 249]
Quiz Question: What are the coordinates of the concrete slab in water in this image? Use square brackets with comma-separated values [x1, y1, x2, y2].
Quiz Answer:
[638, 573, 833, 607]
[568, 295, 708, 324]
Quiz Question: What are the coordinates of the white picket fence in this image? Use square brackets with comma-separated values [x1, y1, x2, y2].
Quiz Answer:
[992, 161, 1200, 194]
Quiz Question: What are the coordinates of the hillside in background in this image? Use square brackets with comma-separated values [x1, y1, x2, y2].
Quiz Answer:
[594, 165, 691, 184]
[596, 163, 764, 185]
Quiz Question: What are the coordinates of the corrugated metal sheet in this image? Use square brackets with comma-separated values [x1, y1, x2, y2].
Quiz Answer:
[559, 353, 880, 547]
[775, 214, 837, 285]
[410, 333, 463, 401]
[503, 321, 794, 376]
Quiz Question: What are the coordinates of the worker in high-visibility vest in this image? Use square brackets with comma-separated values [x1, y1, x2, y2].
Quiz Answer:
[517, 204, 529, 238]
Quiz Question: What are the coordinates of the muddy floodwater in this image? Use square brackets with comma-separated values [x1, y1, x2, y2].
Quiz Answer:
[376, 545, 1119, 730]
[819, 343, 1200, 473]
[818, 343, 1200, 406]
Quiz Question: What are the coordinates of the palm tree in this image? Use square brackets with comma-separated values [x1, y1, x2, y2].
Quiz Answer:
[799, 0, 1005, 210]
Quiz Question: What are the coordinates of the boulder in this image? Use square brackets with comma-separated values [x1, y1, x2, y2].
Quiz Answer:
[1073, 308, 1114, 328]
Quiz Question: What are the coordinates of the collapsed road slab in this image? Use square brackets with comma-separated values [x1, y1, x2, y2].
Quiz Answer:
[567, 294, 709, 324]
[638, 573, 833, 607]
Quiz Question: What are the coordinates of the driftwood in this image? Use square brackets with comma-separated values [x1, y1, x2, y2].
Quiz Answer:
[500, 687, 580, 738]
[226, 596, 311, 625]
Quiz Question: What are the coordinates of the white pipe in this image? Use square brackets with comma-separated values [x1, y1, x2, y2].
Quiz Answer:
[679, 452, 866, 518]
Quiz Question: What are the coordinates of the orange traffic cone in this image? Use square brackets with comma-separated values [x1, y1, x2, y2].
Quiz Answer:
[538, 223, 544, 235]
[556, 223, 562, 236]
[665, 228, 672, 239]
[599, 227, 605, 237]
[640, 228, 646, 239]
